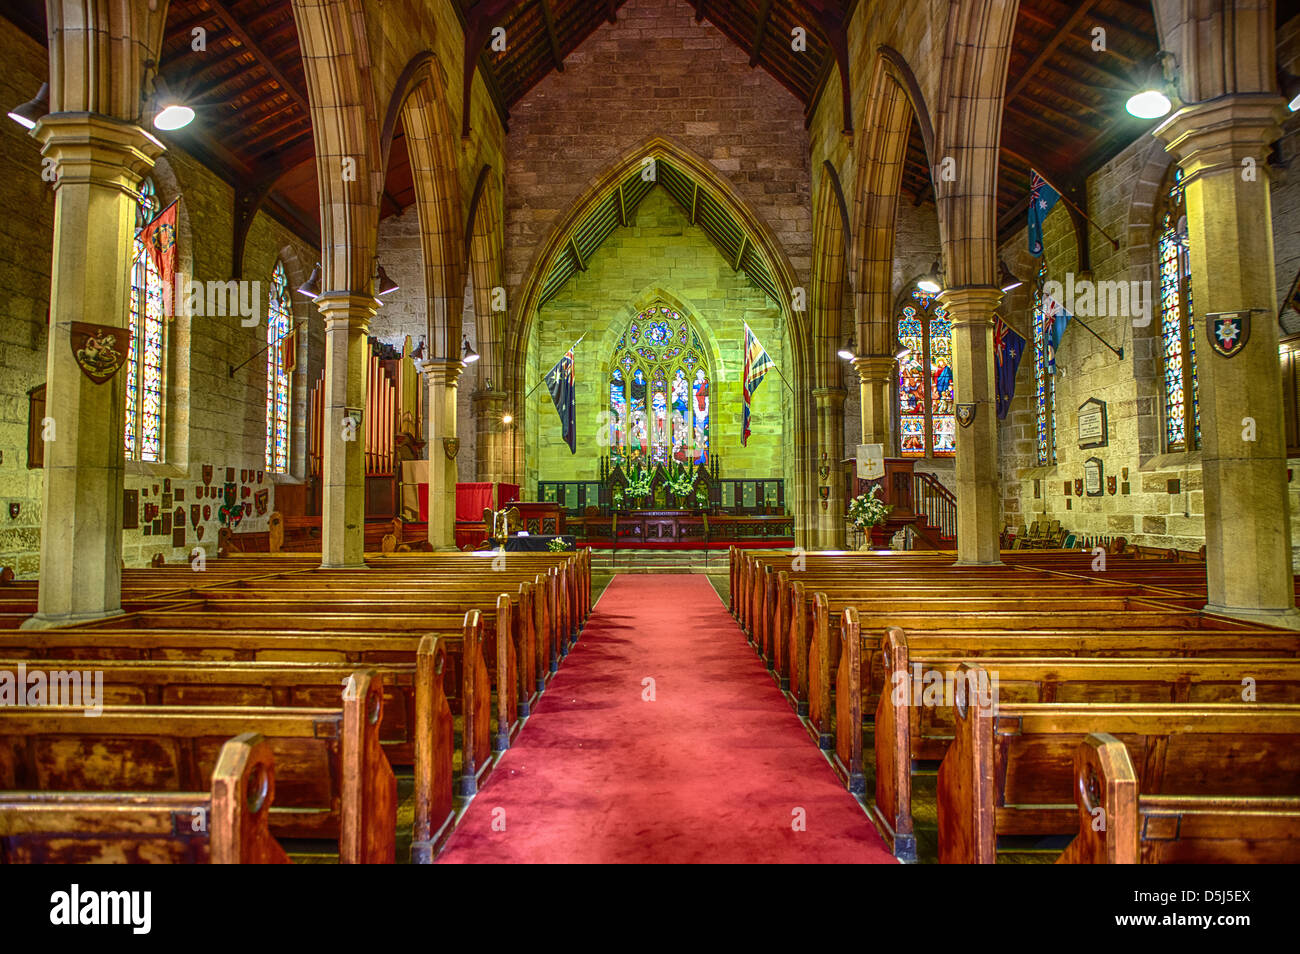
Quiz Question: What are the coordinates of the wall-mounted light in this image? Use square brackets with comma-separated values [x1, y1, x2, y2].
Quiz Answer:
[836, 335, 855, 360]
[297, 262, 322, 299]
[916, 260, 942, 294]
[462, 337, 480, 363]
[376, 264, 399, 297]
[895, 343, 912, 363]
[7, 82, 47, 129]
[502, 412, 514, 425]
[998, 258, 1024, 293]
[1280, 69, 1300, 113]
[1126, 51, 1176, 119]
[151, 76, 194, 131]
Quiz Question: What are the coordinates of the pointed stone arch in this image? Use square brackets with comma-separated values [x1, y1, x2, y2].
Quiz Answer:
[508, 136, 817, 546]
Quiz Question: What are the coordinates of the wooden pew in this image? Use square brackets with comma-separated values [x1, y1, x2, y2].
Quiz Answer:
[0, 670, 396, 863]
[0, 732, 289, 864]
[1057, 733, 1300, 864]
[866, 628, 1300, 859]
[935, 667, 1300, 863]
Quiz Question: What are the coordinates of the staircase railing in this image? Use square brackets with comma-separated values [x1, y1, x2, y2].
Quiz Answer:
[912, 471, 957, 541]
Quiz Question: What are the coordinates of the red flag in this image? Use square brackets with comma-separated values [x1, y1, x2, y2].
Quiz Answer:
[138, 199, 179, 316]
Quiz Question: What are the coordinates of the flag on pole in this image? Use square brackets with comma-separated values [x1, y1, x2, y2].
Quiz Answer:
[741, 323, 774, 446]
[1027, 170, 1060, 258]
[138, 199, 179, 315]
[994, 317, 1027, 419]
[1042, 293, 1072, 374]
[545, 347, 577, 453]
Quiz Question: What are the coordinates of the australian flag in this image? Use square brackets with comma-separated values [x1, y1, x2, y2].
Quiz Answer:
[994, 317, 1026, 420]
[545, 348, 576, 454]
[1042, 293, 1072, 374]
[1027, 170, 1060, 258]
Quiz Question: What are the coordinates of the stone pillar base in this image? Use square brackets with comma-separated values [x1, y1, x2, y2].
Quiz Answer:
[1202, 603, 1300, 631]
[21, 609, 126, 630]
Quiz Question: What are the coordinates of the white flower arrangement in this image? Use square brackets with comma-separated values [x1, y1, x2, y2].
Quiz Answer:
[847, 485, 891, 531]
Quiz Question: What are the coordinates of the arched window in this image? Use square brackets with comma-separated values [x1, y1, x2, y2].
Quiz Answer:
[125, 177, 165, 462]
[1033, 263, 1057, 465]
[265, 261, 293, 473]
[609, 304, 709, 467]
[1158, 166, 1200, 451]
[896, 289, 954, 458]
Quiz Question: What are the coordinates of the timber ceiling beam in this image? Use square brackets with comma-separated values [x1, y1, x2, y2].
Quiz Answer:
[1005, 0, 1099, 105]
[796, 0, 852, 133]
[458, 0, 515, 138]
[539, 0, 565, 72]
[205, 0, 310, 116]
[750, 0, 774, 67]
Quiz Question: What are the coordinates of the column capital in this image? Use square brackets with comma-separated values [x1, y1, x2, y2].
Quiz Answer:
[811, 386, 847, 409]
[850, 355, 895, 384]
[938, 286, 1003, 327]
[314, 293, 377, 333]
[1155, 93, 1288, 175]
[33, 113, 165, 191]
[422, 359, 464, 388]
[471, 387, 508, 407]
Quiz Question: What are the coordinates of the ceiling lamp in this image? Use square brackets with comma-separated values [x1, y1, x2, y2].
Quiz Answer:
[895, 343, 912, 363]
[297, 263, 322, 299]
[151, 76, 194, 131]
[837, 344, 855, 361]
[7, 82, 48, 129]
[916, 260, 942, 294]
[376, 264, 399, 296]
[998, 258, 1024, 293]
[462, 337, 480, 364]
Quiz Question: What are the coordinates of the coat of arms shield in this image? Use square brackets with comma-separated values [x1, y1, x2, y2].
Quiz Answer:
[956, 404, 977, 428]
[69, 323, 128, 384]
[1209, 311, 1250, 357]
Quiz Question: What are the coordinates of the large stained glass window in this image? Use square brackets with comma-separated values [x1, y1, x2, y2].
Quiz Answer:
[1033, 264, 1057, 465]
[609, 304, 709, 466]
[1158, 167, 1200, 451]
[896, 290, 954, 458]
[125, 177, 165, 462]
[265, 261, 293, 473]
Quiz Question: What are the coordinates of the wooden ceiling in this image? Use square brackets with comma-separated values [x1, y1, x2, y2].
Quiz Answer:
[6, 0, 1254, 255]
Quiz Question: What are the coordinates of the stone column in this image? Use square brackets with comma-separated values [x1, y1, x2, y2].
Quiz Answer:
[852, 356, 895, 445]
[941, 286, 1003, 565]
[1157, 96, 1299, 627]
[24, 115, 163, 628]
[472, 387, 509, 483]
[426, 361, 463, 550]
[315, 294, 376, 568]
[813, 387, 847, 549]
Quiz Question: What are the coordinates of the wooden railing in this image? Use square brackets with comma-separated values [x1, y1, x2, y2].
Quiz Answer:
[912, 470, 956, 541]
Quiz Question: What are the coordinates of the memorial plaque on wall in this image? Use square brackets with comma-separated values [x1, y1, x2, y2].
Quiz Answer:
[1084, 457, 1104, 497]
[1078, 398, 1108, 449]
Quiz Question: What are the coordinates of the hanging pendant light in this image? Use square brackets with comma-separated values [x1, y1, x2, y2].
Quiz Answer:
[376, 264, 400, 296]
[916, 260, 942, 294]
[462, 337, 480, 363]
[1126, 52, 1176, 120]
[998, 258, 1024, 292]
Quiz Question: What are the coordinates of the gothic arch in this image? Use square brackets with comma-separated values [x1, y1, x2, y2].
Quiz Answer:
[508, 136, 816, 547]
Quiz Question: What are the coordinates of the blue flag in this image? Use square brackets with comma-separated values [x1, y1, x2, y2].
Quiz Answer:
[1027, 170, 1060, 257]
[545, 348, 576, 454]
[1042, 293, 1071, 374]
[994, 317, 1026, 420]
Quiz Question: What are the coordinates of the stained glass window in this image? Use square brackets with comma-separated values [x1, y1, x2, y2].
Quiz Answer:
[895, 290, 954, 458]
[1158, 167, 1200, 451]
[1033, 264, 1057, 465]
[609, 304, 709, 466]
[265, 261, 293, 473]
[125, 177, 165, 462]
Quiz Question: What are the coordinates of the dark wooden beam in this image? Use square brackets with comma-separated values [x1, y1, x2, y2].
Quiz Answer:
[539, 0, 565, 72]
[694, 0, 708, 23]
[204, 0, 310, 116]
[1006, 0, 1099, 105]
[460, 0, 515, 138]
[608, 0, 618, 24]
[750, 0, 774, 67]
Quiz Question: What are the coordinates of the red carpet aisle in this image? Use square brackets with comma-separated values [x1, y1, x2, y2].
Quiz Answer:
[437, 574, 896, 864]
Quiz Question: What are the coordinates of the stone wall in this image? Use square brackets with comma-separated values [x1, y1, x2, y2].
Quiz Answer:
[523, 188, 790, 494]
[0, 18, 320, 577]
[997, 98, 1300, 563]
